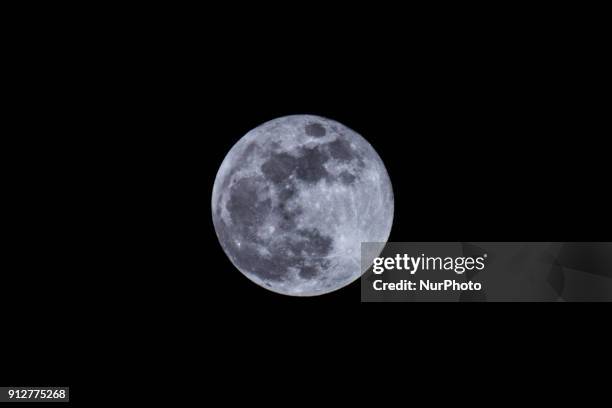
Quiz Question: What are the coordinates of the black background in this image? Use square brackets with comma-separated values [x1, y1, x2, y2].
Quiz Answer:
[2, 5, 610, 403]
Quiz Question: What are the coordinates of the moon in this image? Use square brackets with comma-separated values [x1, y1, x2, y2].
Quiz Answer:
[212, 115, 394, 296]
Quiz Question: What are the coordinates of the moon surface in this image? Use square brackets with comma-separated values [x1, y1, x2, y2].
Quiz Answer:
[212, 115, 393, 296]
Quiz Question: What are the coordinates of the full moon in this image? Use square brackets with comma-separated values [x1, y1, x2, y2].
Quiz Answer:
[212, 115, 394, 296]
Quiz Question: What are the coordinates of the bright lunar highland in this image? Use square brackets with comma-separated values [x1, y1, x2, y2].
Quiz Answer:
[212, 115, 394, 296]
